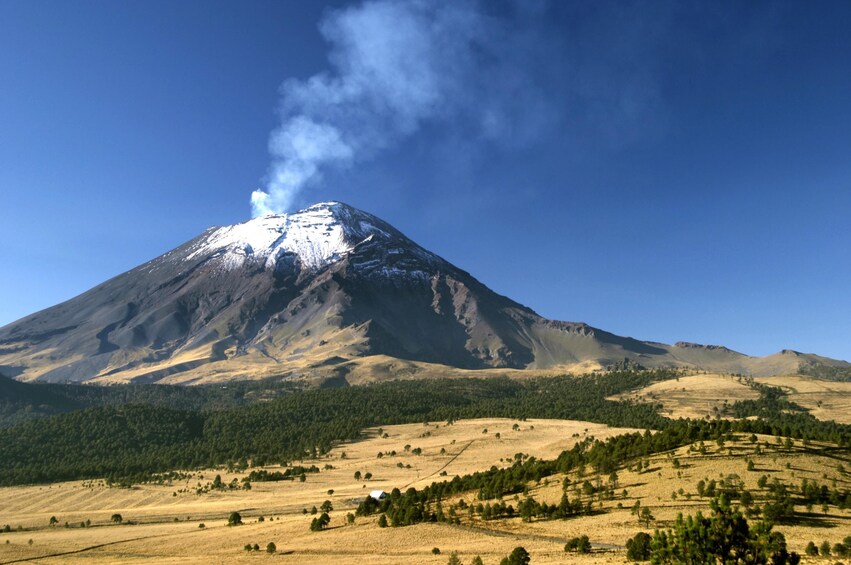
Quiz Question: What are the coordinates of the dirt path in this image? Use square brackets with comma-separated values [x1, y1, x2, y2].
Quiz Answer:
[0, 531, 181, 564]
[403, 440, 476, 489]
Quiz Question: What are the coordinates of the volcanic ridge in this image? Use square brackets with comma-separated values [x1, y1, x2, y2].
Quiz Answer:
[1, 202, 848, 385]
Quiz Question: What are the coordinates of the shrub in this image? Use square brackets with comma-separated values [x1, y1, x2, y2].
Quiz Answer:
[565, 535, 591, 553]
[227, 511, 242, 526]
[626, 532, 652, 561]
[500, 546, 531, 565]
[310, 512, 330, 532]
[432, 547, 441, 554]
[266, 542, 276, 554]
[805, 542, 818, 556]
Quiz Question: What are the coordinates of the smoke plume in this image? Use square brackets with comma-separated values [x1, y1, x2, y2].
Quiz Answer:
[251, 0, 530, 216]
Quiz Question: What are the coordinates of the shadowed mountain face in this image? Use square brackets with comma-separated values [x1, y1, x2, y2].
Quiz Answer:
[1, 202, 848, 384]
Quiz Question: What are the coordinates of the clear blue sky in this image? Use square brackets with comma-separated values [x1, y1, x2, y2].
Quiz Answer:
[1, 1, 850, 361]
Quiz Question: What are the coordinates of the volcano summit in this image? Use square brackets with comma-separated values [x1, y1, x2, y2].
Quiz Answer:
[1, 202, 848, 384]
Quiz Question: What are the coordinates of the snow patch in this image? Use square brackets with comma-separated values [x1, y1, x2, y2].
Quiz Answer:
[185, 202, 380, 272]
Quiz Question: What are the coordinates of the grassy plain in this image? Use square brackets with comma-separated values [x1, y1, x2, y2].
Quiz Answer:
[610, 371, 851, 425]
[754, 375, 851, 425]
[1, 416, 849, 564]
[608, 373, 759, 420]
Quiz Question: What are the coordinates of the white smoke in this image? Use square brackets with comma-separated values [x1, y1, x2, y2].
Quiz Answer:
[250, 0, 670, 216]
[251, 0, 493, 216]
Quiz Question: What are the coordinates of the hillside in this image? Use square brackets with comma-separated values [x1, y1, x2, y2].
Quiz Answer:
[1, 202, 849, 385]
[1, 417, 848, 564]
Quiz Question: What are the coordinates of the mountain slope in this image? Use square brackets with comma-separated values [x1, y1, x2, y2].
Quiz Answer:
[1, 202, 848, 384]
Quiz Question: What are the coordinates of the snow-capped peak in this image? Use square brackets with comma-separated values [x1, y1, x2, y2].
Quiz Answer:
[185, 202, 387, 271]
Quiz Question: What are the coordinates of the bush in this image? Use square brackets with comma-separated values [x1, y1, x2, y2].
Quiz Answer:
[626, 532, 652, 561]
[378, 514, 388, 528]
[500, 546, 531, 565]
[806, 542, 818, 556]
[432, 547, 441, 555]
[227, 511, 242, 526]
[266, 542, 276, 554]
[110, 513, 123, 524]
[565, 535, 591, 554]
[310, 512, 330, 531]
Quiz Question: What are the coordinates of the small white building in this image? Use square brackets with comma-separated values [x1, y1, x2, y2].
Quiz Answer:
[369, 490, 387, 501]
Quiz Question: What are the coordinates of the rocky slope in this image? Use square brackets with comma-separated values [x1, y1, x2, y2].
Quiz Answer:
[1, 202, 848, 384]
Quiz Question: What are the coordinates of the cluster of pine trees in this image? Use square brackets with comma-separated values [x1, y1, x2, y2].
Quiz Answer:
[1, 370, 849, 486]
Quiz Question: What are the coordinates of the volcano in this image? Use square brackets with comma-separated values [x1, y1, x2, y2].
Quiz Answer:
[1, 202, 848, 384]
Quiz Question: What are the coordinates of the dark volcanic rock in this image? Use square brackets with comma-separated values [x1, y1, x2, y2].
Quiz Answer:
[2, 202, 849, 383]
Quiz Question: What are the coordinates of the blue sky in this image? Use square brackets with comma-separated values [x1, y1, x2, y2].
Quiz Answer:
[1, 0, 850, 361]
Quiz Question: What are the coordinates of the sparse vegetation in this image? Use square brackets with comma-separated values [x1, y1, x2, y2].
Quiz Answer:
[1, 370, 849, 564]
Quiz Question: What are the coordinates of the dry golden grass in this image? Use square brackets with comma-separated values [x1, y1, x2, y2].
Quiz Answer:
[611, 372, 851, 426]
[609, 373, 760, 420]
[488, 435, 851, 553]
[1, 417, 849, 564]
[754, 375, 851, 424]
[0, 418, 636, 564]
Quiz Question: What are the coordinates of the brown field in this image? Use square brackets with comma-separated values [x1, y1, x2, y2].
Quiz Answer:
[610, 372, 851, 425]
[0, 418, 634, 564]
[754, 375, 851, 424]
[1, 417, 849, 564]
[608, 373, 760, 419]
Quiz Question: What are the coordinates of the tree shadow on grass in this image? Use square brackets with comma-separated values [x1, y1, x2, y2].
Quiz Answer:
[783, 513, 842, 529]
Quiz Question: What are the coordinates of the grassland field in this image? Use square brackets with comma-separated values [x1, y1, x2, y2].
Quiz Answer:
[1, 411, 849, 564]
